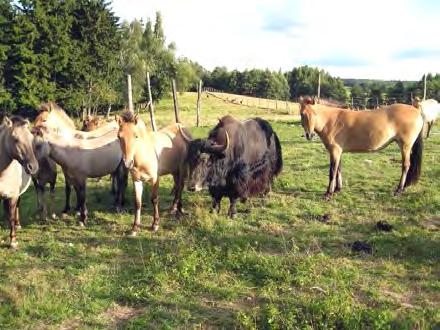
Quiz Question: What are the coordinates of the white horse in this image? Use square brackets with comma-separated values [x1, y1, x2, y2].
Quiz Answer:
[413, 98, 440, 138]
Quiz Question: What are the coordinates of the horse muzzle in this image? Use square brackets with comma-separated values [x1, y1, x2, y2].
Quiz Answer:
[24, 161, 39, 175]
[123, 158, 134, 170]
[305, 132, 315, 141]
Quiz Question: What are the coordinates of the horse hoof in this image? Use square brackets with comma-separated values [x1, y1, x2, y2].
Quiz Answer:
[10, 241, 18, 249]
[394, 189, 403, 196]
[78, 221, 85, 227]
[61, 213, 69, 219]
[51, 213, 57, 220]
[16, 225, 22, 230]
[150, 225, 159, 232]
[127, 230, 137, 237]
[322, 193, 333, 201]
[228, 213, 237, 219]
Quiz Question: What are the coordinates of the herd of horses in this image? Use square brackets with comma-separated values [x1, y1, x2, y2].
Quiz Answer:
[0, 97, 439, 248]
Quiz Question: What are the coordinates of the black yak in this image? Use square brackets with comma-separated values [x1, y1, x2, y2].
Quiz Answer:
[184, 115, 282, 217]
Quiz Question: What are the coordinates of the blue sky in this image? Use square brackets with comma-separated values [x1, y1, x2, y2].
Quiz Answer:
[111, 0, 439, 80]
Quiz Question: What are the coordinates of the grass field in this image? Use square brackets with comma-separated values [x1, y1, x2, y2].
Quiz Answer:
[0, 93, 439, 329]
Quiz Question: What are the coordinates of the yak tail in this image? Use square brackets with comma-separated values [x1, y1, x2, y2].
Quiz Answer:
[272, 132, 283, 176]
[404, 127, 423, 187]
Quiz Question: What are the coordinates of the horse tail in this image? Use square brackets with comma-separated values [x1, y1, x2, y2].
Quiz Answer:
[405, 126, 423, 187]
[272, 132, 283, 176]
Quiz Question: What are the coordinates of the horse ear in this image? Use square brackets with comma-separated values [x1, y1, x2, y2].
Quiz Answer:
[134, 113, 139, 124]
[2, 116, 12, 127]
[116, 115, 122, 126]
[299, 96, 304, 104]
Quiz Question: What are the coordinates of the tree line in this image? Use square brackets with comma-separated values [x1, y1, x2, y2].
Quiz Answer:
[0, 0, 438, 117]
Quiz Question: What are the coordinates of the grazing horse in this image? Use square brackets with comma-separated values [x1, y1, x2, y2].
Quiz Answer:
[32, 126, 127, 226]
[299, 96, 423, 199]
[412, 97, 440, 138]
[185, 115, 283, 217]
[117, 111, 191, 234]
[0, 116, 39, 248]
[34, 102, 121, 216]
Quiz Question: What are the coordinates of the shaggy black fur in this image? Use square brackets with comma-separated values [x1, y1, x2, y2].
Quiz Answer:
[187, 116, 283, 217]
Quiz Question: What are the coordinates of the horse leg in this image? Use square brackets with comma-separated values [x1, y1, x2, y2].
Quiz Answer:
[130, 180, 143, 236]
[150, 178, 160, 232]
[15, 197, 21, 230]
[49, 181, 57, 219]
[227, 196, 238, 218]
[4, 198, 18, 249]
[62, 181, 72, 217]
[395, 143, 411, 195]
[75, 182, 88, 226]
[33, 178, 47, 220]
[324, 148, 342, 200]
[335, 159, 343, 193]
[426, 121, 433, 138]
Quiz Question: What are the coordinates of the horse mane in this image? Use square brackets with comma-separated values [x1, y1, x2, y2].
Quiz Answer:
[9, 116, 29, 127]
[38, 102, 76, 129]
[120, 110, 137, 123]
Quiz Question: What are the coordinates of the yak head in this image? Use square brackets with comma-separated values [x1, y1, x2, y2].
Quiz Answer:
[186, 130, 230, 192]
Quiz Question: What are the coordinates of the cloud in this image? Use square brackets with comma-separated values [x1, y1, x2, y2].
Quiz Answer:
[394, 48, 440, 60]
[111, 0, 440, 80]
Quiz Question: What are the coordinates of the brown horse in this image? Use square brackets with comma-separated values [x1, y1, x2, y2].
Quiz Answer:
[117, 111, 191, 235]
[299, 96, 424, 199]
[0, 116, 39, 248]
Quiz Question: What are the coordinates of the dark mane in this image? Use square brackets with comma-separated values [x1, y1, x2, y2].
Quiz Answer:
[120, 110, 136, 123]
[10, 116, 29, 127]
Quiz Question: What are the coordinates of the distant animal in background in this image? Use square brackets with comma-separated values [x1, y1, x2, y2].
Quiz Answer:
[412, 97, 440, 138]
[185, 115, 282, 218]
[299, 96, 424, 199]
[0, 116, 39, 248]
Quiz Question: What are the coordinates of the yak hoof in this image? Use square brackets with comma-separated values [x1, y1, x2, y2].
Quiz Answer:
[150, 224, 159, 232]
[10, 241, 18, 249]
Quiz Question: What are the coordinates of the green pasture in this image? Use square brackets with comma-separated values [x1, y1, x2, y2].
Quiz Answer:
[0, 93, 438, 329]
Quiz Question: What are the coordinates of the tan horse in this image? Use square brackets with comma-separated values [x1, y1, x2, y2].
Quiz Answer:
[117, 111, 191, 234]
[32, 126, 127, 225]
[0, 116, 39, 248]
[82, 115, 109, 132]
[299, 96, 424, 199]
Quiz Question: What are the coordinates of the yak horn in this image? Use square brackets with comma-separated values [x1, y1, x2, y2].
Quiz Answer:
[178, 124, 193, 143]
[209, 130, 230, 154]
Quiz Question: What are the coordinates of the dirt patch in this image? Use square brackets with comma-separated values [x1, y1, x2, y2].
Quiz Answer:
[421, 217, 440, 231]
[102, 304, 144, 328]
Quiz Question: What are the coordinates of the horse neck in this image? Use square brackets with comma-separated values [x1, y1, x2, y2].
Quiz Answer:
[0, 128, 13, 173]
[312, 107, 330, 134]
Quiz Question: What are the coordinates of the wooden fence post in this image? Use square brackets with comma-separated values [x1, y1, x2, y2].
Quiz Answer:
[127, 74, 134, 113]
[196, 80, 202, 127]
[146, 72, 157, 131]
[172, 79, 180, 123]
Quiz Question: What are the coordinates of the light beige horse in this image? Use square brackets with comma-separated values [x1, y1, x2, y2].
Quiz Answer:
[33, 102, 120, 216]
[412, 97, 440, 138]
[117, 111, 191, 235]
[0, 116, 39, 248]
[32, 126, 127, 226]
[299, 96, 424, 199]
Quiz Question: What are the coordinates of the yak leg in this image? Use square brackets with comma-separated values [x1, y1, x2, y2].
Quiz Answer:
[227, 196, 238, 218]
[324, 147, 342, 200]
[335, 159, 343, 193]
[211, 196, 222, 214]
[395, 143, 411, 195]
[4, 198, 18, 249]
[130, 180, 143, 236]
[150, 178, 160, 232]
